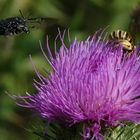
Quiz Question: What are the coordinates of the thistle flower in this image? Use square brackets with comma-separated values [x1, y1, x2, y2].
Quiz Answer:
[15, 31, 140, 140]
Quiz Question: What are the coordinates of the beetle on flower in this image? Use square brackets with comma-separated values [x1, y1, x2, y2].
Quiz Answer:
[14, 30, 140, 140]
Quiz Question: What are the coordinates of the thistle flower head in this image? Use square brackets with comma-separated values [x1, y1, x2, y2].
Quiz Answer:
[16, 30, 140, 140]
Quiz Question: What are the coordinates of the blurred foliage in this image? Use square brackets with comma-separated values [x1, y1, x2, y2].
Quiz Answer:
[0, 0, 140, 140]
[21, 120, 140, 140]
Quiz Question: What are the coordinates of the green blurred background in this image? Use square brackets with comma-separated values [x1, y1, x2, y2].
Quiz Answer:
[0, 0, 140, 139]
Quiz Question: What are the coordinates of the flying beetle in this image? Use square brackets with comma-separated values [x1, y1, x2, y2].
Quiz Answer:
[0, 10, 57, 36]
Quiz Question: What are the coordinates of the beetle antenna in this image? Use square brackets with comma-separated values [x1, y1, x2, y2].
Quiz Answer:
[19, 9, 24, 18]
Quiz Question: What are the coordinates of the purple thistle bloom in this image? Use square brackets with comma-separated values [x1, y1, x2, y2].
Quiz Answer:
[15, 31, 140, 140]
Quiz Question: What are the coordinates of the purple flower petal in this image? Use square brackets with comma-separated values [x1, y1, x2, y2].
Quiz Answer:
[15, 31, 140, 139]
